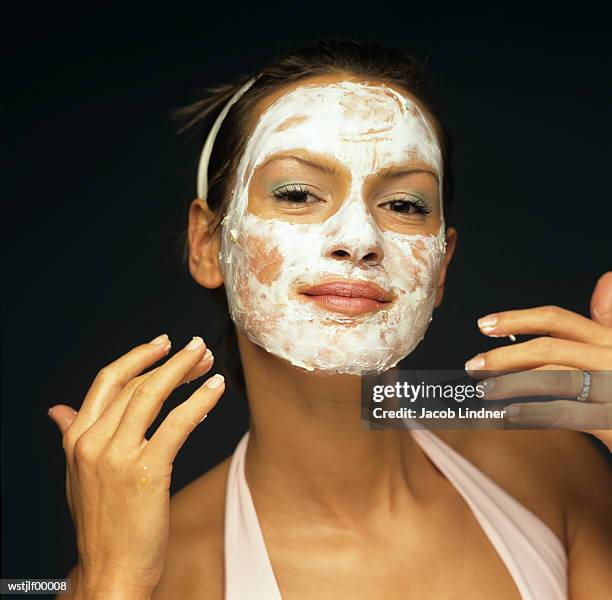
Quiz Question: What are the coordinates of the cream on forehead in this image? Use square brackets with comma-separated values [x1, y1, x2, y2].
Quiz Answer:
[232, 81, 444, 216]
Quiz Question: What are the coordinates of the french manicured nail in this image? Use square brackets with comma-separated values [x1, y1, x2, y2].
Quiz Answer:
[478, 315, 498, 333]
[185, 336, 204, 350]
[480, 379, 495, 395]
[47, 406, 55, 418]
[206, 374, 225, 389]
[505, 405, 520, 416]
[149, 333, 169, 345]
[196, 349, 214, 368]
[465, 355, 486, 372]
[198, 413, 209, 424]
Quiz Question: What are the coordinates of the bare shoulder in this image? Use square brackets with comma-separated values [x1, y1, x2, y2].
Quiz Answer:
[434, 428, 612, 546]
[151, 456, 232, 600]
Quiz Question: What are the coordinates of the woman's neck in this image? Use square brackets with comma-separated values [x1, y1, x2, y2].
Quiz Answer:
[236, 332, 425, 525]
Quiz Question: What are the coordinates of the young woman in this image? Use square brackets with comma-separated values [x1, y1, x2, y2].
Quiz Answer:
[50, 39, 612, 599]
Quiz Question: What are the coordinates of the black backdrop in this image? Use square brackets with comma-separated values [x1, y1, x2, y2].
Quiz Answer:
[3, 6, 611, 592]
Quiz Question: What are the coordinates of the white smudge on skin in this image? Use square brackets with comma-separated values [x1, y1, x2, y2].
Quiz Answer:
[219, 81, 447, 374]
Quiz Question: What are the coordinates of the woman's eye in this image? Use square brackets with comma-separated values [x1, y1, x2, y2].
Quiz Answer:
[271, 184, 319, 205]
[380, 197, 432, 215]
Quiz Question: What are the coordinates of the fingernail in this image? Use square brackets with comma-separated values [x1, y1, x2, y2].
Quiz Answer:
[149, 333, 169, 346]
[478, 315, 498, 333]
[478, 315, 497, 329]
[480, 379, 495, 395]
[185, 336, 204, 350]
[47, 406, 55, 418]
[198, 413, 209, 424]
[465, 355, 486, 372]
[200, 349, 213, 364]
[506, 405, 520, 416]
[206, 374, 225, 389]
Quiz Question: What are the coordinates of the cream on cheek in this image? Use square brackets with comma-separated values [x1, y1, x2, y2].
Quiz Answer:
[219, 82, 446, 374]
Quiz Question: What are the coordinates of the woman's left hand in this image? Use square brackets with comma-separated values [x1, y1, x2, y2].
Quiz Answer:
[465, 271, 612, 451]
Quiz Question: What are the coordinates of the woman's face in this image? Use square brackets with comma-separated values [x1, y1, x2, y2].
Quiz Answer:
[218, 75, 449, 375]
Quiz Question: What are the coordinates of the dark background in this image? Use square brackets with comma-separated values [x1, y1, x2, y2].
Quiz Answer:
[3, 6, 611, 592]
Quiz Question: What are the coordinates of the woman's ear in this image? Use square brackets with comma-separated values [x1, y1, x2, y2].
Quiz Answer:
[188, 198, 224, 289]
[434, 226, 457, 308]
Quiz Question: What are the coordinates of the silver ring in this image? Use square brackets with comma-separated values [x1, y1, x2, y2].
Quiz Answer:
[576, 370, 592, 402]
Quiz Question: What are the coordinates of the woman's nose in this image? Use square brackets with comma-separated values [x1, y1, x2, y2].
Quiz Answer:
[323, 199, 385, 266]
[326, 239, 385, 266]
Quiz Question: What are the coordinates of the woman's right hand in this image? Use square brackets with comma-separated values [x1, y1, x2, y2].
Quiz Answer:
[48, 334, 225, 600]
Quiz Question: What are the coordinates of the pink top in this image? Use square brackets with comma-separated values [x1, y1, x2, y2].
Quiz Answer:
[224, 429, 567, 599]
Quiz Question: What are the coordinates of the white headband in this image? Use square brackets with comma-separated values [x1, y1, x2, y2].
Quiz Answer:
[196, 76, 258, 199]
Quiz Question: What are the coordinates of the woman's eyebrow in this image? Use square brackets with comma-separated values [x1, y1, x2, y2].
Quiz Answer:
[374, 166, 439, 183]
[260, 154, 344, 176]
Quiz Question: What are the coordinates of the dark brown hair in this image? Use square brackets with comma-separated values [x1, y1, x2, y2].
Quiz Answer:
[172, 38, 455, 399]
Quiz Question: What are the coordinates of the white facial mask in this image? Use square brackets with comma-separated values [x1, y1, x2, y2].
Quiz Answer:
[219, 81, 446, 374]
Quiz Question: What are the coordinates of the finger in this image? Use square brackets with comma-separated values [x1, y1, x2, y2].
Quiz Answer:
[182, 349, 214, 385]
[465, 337, 612, 378]
[86, 350, 214, 445]
[504, 400, 612, 430]
[47, 405, 78, 435]
[481, 368, 611, 404]
[591, 271, 612, 326]
[476, 305, 612, 347]
[69, 334, 172, 437]
[146, 373, 225, 465]
[112, 336, 208, 446]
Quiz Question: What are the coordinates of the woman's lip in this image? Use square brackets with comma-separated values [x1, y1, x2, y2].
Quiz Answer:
[301, 294, 390, 315]
[298, 280, 393, 315]
[299, 280, 393, 302]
